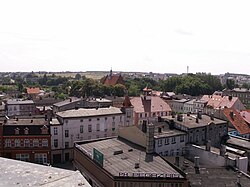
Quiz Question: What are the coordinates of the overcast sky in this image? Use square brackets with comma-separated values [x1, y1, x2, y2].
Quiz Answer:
[0, 0, 250, 75]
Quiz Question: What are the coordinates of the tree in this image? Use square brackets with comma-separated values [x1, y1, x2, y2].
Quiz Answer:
[226, 79, 235, 90]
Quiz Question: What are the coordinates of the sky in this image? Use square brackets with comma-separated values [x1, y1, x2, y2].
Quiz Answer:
[1, 0, 250, 75]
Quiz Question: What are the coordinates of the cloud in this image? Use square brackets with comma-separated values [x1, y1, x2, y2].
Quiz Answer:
[175, 29, 194, 36]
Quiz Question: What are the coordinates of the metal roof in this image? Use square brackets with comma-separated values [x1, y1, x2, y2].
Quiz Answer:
[56, 106, 123, 118]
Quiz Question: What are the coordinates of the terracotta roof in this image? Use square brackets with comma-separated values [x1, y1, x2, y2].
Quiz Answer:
[202, 95, 239, 109]
[240, 110, 250, 124]
[223, 108, 250, 135]
[100, 74, 124, 86]
[130, 96, 172, 113]
[26, 87, 40, 94]
[122, 95, 133, 108]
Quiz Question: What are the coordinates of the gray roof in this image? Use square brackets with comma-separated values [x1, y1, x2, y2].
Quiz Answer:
[227, 136, 250, 150]
[164, 157, 250, 187]
[57, 106, 123, 118]
[7, 99, 34, 105]
[0, 157, 90, 187]
[172, 99, 189, 103]
[6, 118, 48, 126]
[76, 138, 184, 178]
[163, 114, 227, 129]
[53, 98, 81, 107]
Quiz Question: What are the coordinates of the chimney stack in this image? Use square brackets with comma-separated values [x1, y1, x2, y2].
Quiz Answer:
[194, 156, 200, 174]
[175, 156, 180, 167]
[206, 140, 211, 151]
[210, 113, 214, 121]
[220, 145, 226, 156]
[146, 123, 155, 154]
[229, 95, 232, 101]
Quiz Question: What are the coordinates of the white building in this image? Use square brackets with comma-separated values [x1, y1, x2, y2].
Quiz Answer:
[169, 99, 189, 114]
[51, 106, 131, 163]
[183, 99, 195, 114]
[153, 124, 187, 157]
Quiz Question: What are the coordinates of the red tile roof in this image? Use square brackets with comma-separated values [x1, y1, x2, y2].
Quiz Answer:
[201, 95, 239, 109]
[122, 95, 133, 108]
[223, 108, 250, 135]
[100, 74, 124, 86]
[130, 96, 172, 113]
[26, 87, 40, 94]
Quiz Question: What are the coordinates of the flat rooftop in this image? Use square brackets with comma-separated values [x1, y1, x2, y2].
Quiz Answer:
[164, 157, 250, 187]
[0, 157, 90, 187]
[6, 118, 47, 126]
[76, 138, 184, 179]
[153, 122, 186, 138]
[227, 136, 250, 150]
[57, 106, 123, 118]
[163, 114, 226, 129]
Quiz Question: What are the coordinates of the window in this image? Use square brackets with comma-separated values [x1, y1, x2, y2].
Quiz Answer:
[33, 139, 39, 147]
[54, 127, 58, 135]
[24, 127, 29, 135]
[5, 139, 11, 147]
[180, 135, 184, 142]
[89, 118, 91, 121]
[15, 139, 20, 147]
[196, 135, 199, 142]
[15, 128, 20, 135]
[97, 118, 100, 121]
[140, 113, 142, 118]
[112, 116, 115, 120]
[171, 137, 176, 144]
[165, 138, 169, 145]
[24, 139, 30, 147]
[158, 139, 162, 147]
[145, 113, 147, 117]
[80, 125, 83, 133]
[88, 125, 92, 132]
[35, 153, 47, 164]
[96, 135, 100, 139]
[41, 125, 48, 134]
[96, 124, 100, 131]
[80, 119, 83, 122]
[65, 130, 69, 137]
[16, 153, 29, 162]
[170, 150, 174, 156]
[112, 122, 115, 131]
[105, 117, 107, 121]
[65, 142, 69, 148]
[65, 120, 68, 123]
[54, 139, 58, 148]
[164, 151, 169, 156]
[42, 139, 48, 147]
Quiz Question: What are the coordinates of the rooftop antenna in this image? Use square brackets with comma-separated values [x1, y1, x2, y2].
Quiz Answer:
[187, 66, 189, 74]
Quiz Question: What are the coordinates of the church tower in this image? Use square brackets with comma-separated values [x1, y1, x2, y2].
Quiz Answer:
[121, 95, 134, 126]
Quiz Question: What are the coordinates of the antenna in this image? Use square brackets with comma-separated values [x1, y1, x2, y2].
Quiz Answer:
[187, 66, 189, 74]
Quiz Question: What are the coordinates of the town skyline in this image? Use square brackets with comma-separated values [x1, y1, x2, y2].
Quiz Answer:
[1, 1, 250, 74]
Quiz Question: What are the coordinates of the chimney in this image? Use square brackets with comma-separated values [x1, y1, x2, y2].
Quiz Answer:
[187, 112, 190, 116]
[210, 113, 214, 121]
[206, 140, 211, 151]
[177, 114, 183, 122]
[146, 123, 155, 154]
[229, 95, 232, 101]
[158, 127, 162, 133]
[30, 119, 33, 123]
[141, 120, 147, 133]
[220, 145, 226, 156]
[229, 110, 234, 120]
[169, 120, 175, 130]
[16, 118, 18, 121]
[175, 156, 180, 167]
[196, 117, 199, 123]
[69, 98, 72, 102]
[194, 156, 200, 174]
[197, 110, 202, 119]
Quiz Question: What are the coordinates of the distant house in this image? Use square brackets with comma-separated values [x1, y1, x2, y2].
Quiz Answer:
[100, 70, 125, 86]
[223, 88, 250, 106]
[26, 87, 41, 99]
[201, 95, 245, 115]
[130, 87, 172, 126]
[217, 108, 250, 139]
[6, 99, 36, 117]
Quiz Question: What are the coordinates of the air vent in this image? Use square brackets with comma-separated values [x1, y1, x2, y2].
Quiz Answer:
[113, 149, 123, 155]
[134, 163, 140, 169]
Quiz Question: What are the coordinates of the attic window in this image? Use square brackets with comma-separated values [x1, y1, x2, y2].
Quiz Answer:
[41, 125, 48, 134]
[24, 127, 29, 135]
[15, 128, 20, 135]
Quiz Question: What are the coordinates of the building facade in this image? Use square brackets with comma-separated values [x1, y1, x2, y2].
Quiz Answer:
[51, 107, 127, 163]
[6, 99, 36, 117]
[2, 118, 51, 164]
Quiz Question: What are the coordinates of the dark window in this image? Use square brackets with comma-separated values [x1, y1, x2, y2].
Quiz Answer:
[54, 139, 58, 148]
[65, 130, 69, 137]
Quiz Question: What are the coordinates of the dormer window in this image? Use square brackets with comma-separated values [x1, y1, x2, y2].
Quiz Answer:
[41, 125, 48, 134]
[15, 128, 20, 135]
[24, 127, 29, 135]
